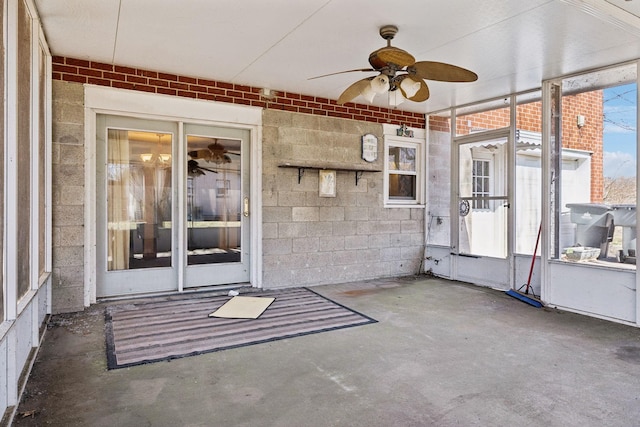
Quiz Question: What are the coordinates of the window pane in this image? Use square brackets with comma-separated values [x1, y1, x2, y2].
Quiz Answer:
[107, 130, 173, 270]
[17, 0, 32, 298]
[455, 98, 511, 136]
[39, 45, 46, 279]
[553, 64, 637, 268]
[388, 147, 416, 171]
[186, 135, 242, 265]
[389, 174, 416, 199]
[515, 91, 542, 255]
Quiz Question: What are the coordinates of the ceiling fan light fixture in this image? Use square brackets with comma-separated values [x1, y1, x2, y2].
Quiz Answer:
[370, 74, 390, 93]
[360, 83, 377, 103]
[400, 76, 421, 98]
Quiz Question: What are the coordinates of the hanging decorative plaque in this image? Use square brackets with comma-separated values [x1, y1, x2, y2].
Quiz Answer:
[361, 134, 378, 162]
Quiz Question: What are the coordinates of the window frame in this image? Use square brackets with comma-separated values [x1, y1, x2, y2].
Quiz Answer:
[471, 155, 493, 210]
[383, 127, 425, 208]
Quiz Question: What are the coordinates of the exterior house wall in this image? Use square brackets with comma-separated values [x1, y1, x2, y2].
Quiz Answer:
[50, 57, 427, 313]
[262, 110, 424, 287]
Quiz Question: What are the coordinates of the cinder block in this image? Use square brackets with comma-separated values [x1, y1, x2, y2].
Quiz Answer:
[319, 206, 344, 222]
[333, 221, 358, 236]
[262, 222, 278, 239]
[345, 206, 368, 221]
[51, 284, 85, 314]
[278, 191, 306, 207]
[387, 209, 411, 220]
[59, 186, 85, 206]
[307, 221, 333, 237]
[55, 225, 84, 247]
[344, 235, 369, 250]
[53, 164, 84, 187]
[54, 265, 85, 287]
[401, 220, 422, 233]
[53, 80, 84, 104]
[53, 205, 83, 226]
[368, 234, 390, 248]
[262, 238, 292, 255]
[263, 207, 292, 223]
[279, 222, 307, 238]
[292, 237, 319, 253]
[263, 110, 293, 128]
[318, 235, 344, 252]
[58, 144, 85, 164]
[53, 245, 84, 267]
[292, 206, 319, 222]
[401, 246, 424, 259]
[305, 252, 333, 268]
[52, 122, 83, 145]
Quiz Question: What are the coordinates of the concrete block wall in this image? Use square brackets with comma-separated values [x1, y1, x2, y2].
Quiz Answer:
[49, 60, 428, 313]
[51, 80, 86, 313]
[261, 110, 425, 288]
[426, 128, 452, 248]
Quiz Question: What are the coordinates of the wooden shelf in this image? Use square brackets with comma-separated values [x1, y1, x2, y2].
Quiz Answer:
[279, 162, 382, 185]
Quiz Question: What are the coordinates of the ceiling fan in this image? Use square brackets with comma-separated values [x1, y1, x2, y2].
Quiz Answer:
[311, 25, 478, 105]
[188, 140, 240, 165]
[187, 159, 218, 177]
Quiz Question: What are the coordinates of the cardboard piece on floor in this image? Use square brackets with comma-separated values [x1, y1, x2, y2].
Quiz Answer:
[209, 296, 275, 319]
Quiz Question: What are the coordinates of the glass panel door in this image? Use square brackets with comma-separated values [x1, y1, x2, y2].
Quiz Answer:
[97, 117, 251, 297]
[97, 115, 178, 297]
[184, 124, 250, 288]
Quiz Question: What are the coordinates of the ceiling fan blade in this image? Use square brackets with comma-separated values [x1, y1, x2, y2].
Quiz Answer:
[409, 61, 478, 82]
[188, 149, 211, 160]
[337, 78, 373, 105]
[407, 80, 430, 102]
[308, 68, 376, 80]
[372, 46, 415, 68]
[199, 166, 219, 173]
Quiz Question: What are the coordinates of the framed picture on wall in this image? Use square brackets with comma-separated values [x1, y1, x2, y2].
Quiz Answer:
[319, 170, 336, 197]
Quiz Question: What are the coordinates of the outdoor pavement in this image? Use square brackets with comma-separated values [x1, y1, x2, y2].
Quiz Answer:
[13, 275, 640, 426]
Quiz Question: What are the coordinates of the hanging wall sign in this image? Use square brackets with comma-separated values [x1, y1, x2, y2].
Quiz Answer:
[361, 134, 378, 162]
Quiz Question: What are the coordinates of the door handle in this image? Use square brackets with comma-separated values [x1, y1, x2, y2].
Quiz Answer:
[243, 197, 250, 217]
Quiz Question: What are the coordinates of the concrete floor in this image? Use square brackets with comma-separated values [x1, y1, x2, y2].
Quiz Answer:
[13, 276, 640, 426]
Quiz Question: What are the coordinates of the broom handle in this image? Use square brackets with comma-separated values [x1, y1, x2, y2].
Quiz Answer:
[526, 224, 542, 293]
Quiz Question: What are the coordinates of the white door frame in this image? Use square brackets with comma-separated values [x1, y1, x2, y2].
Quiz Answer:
[84, 85, 263, 305]
[451, 127, 514, 290]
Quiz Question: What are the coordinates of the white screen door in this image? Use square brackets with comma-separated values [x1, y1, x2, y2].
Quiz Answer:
[454, 130, 512, 289]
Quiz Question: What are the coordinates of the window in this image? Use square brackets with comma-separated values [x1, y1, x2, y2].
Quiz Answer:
[472, 159, 490, 209]
[549, 64, 637, 268]
[384, 135, 423, 206]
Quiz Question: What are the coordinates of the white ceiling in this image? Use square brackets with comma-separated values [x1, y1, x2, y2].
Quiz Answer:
[34, 0, 640, 114]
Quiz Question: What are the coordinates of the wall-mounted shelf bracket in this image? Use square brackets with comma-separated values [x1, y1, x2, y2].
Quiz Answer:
[279, 162, 381, 186]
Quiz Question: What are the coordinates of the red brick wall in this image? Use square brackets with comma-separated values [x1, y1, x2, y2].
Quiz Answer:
[52, 56, 425, 128]
[561, 92, 604, 201]
[428, 92, 604, 202]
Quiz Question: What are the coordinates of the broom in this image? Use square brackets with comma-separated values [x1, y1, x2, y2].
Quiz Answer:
[506, 224, 543, 308]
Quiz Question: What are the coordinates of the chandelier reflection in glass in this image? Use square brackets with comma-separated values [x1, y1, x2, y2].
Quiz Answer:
[140, 134, 171, 165]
